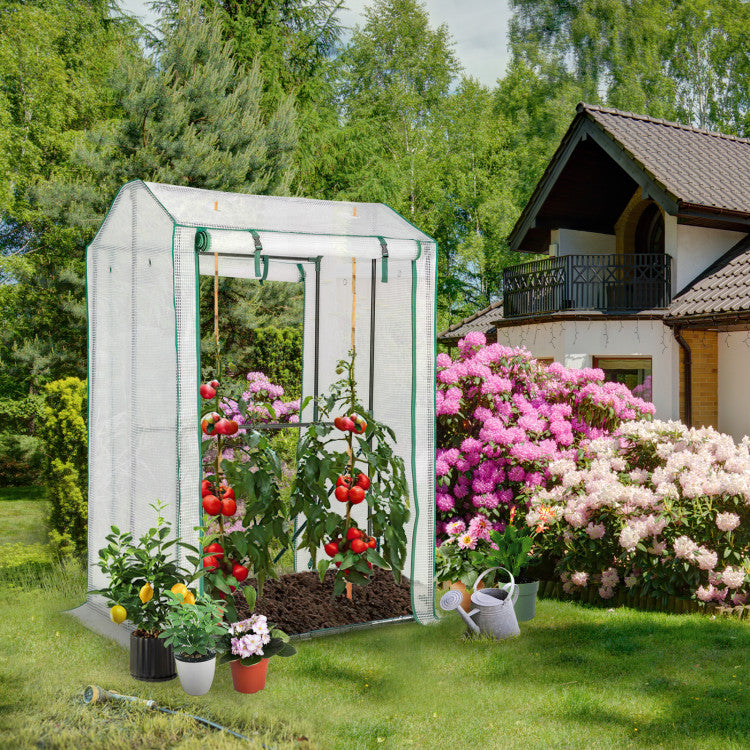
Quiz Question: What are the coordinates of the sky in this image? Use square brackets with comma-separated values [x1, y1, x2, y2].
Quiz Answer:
[120, 0, 512, 86]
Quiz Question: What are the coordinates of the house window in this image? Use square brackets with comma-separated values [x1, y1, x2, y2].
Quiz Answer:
[593, 356, 652, 401]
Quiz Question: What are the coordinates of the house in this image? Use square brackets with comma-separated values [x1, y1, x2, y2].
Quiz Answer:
[439, 103, 750, 441]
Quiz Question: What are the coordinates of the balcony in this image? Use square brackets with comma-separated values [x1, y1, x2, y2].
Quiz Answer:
[502, 253, 672, 319]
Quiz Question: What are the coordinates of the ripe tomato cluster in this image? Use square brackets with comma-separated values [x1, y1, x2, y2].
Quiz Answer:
[323, 526, 377, 574]
[333, 472, 370, 504]
[201, 541, 248, 594]
[201, 478, 237, 517]
[333, 413, 367, 434]
[200, 380, 239, 436]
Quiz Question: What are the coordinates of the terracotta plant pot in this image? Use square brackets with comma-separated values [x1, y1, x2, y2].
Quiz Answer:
[449, 580, 484, 612]
[230, 658, 269, 694]
[175, 652, 216, 696]
[129, 632, 176, 682]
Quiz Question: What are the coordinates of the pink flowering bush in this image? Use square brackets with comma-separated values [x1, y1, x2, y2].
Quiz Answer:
[528, 420, 750, 605]
[436, 332, 655, 558]
[221, 371, 300, 426]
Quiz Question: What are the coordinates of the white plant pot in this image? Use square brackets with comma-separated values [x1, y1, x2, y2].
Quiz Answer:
[175, 652, 216, 696]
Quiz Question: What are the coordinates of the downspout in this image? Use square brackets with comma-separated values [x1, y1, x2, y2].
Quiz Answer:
[672, 326, 692, 427]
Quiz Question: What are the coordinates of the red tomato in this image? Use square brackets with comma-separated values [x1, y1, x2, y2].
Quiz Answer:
[199, 383, 216, 399]
[356, 473, 371, 490]
[204, 542, 224, 558]
[334, 486, 349, 503]
[336, 475, 352, 488]
[333, 416, 346, 431]
[324, 541, 339, 557]
[334, 560, 342, 568]
[341, 417, 356, 432]
[209, 379, 219, 389]
[221, 497, 237, 517]
[232, 564, 249, 582]
[201, 486, 214, 498]
[345, 527, 363, 541]
[203, 555, 219, 571]
[368, 537, 377, 549]
[202, 494, 221, 516]
[221, 486, 235, 501]
[214, 418, 231, 435]
[351, 538, 368, 554]
[201, 479, 213, 491]
[348, 486, 365, 504]
[225, 420, 239, 436]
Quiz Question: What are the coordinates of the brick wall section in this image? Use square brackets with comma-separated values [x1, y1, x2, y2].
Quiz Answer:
[678, 330, 718, 427]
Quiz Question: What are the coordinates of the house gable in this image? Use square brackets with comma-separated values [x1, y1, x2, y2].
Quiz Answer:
[510, 103, 750, 253]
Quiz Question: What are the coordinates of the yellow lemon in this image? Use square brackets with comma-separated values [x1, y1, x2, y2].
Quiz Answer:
[171, 583, 189, 598]
[182, 591, 195, 606]
[110, 605, 127, 625]
[139, 583, 154, 604]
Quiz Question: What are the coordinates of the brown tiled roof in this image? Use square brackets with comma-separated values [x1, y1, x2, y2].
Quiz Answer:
[438, 300, 503, 341]
[583, 104, 750, 215]
[668, 234, 750, 318]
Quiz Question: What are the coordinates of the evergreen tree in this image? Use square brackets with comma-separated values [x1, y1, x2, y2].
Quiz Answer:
[2, 0, 299, 394]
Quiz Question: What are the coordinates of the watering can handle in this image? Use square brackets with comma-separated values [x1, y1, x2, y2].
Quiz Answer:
[475, 567, 518, 603]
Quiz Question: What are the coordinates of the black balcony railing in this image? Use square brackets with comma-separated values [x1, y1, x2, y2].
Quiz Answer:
[502, 253, 672, 319]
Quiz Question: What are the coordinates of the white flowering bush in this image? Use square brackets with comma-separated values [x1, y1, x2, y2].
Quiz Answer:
[529, 420, 750, 606]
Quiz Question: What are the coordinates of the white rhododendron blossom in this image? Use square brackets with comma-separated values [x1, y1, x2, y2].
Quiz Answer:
[525, 419, 749, 606]
[716, 512, 741, 533]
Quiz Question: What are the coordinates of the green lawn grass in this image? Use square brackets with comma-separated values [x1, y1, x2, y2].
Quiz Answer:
[1, 557, 749, 750]
[0, 486, 47, 546]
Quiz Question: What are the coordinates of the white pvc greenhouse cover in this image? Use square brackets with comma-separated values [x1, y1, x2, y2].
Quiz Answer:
[83, 180, 437, 632]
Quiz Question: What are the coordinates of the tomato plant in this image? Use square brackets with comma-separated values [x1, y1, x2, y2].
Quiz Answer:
[290, 349, 410, 597]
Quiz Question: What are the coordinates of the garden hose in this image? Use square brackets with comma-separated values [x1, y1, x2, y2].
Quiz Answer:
[83, 685, 271, 746]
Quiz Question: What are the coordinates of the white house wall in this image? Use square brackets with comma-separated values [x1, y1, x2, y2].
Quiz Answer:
[674, 225, 746, 292]
[551, 228, 616, 256]
[494, 319, 678, 420]
[718, 332, 750, 441]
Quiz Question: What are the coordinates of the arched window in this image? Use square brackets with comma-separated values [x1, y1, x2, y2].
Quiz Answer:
[634, 202, 664, 254]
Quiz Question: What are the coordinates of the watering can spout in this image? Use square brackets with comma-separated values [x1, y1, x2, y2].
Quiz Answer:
[456, 606, 480, 634]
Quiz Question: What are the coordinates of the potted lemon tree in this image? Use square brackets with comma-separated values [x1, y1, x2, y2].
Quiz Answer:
[158, 591, 226, 695]
[91, 501, 202, 681]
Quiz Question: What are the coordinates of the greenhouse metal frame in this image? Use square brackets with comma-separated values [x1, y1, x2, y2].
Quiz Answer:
[78, 180, 437, 635]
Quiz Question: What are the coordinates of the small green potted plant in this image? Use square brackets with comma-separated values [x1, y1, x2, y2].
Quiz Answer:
[217, 585, 296, 694]
[90, 501, 201, 681]
[482, 520, 540, 622]
[158, 591, 226, 695]
[435, 538, 484, 611]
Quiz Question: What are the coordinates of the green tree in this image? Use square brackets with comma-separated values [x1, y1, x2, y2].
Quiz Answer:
[508, 0, 750, 133]
[3, 1, 299, 397]
[0, 0, 134, 397]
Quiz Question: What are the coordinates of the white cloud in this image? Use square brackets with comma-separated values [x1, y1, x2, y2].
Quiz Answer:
[120, 0, 512, 85]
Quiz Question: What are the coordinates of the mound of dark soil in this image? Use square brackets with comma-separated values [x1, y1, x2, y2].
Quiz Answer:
[233, 569, 412, 635]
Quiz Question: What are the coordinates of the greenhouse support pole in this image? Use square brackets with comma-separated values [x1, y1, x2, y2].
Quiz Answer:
[369, 259, 376, 413]
[313, 257, 321, 422]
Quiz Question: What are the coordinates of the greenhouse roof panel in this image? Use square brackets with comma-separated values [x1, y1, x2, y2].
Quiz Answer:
[142, 181, 434, 243]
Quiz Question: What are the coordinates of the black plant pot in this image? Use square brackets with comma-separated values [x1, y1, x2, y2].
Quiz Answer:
[129, 632, 176, 682]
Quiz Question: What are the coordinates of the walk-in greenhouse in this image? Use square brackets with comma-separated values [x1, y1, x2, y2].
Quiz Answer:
[82, 181, 437, 632]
